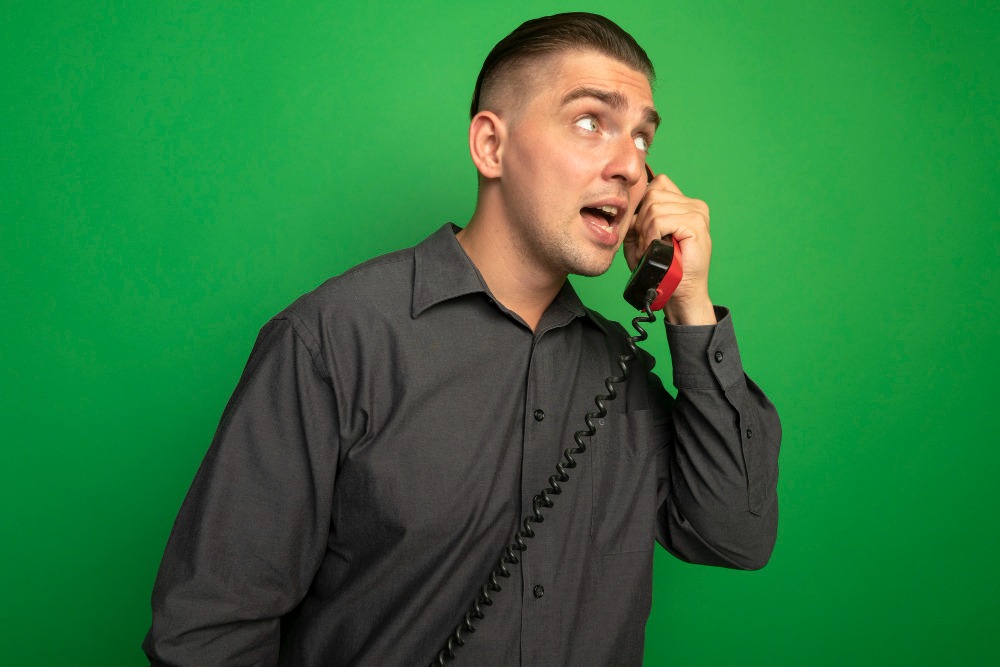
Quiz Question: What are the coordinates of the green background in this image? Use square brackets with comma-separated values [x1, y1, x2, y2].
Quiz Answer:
[2, 0, 997, 664]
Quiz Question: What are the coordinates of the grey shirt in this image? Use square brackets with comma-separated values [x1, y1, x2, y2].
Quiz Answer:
[144, 223, 780, 666]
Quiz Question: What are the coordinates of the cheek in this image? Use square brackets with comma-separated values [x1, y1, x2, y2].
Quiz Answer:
[630, 181, 647, 209]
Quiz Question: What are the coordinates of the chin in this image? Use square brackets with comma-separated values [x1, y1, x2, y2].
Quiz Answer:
[568, 255, 616, 278]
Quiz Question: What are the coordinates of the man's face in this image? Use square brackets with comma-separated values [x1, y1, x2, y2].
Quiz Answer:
[497, 50, 658, 278]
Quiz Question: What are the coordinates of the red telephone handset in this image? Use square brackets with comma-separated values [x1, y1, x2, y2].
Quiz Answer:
[622, 165, 683, 311]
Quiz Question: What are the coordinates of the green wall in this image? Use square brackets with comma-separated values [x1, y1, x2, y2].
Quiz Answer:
[2, 1, 997, 664]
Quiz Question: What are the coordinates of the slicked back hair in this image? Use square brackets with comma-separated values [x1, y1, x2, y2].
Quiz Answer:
[470, 12, 655, 120]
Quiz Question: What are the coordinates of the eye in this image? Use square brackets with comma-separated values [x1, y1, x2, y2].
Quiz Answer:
[634, 135, 651, 152]
[574, 116, 599, 132]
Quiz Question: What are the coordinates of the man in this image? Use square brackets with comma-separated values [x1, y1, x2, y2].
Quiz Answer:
[144, 12, 780, 666]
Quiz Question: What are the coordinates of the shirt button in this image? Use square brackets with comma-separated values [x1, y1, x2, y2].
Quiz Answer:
[534, 409, 545, 422]
[533, 585, 544, 599]
[746, 428, 753, 439]
[714, 350, 724, 363]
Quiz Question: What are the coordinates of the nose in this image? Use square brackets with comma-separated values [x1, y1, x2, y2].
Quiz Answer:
[603, 133, 645, 187]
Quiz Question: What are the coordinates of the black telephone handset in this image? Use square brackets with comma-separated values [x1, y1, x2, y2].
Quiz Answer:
[623, 236, 682, 310]
[623, 164, 683, 311]
[432, 165, 679, 665]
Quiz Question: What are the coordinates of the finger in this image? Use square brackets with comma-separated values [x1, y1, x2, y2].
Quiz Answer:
[640, 212, 709, 249]
[633, 203, 709, 242]
[638, 187, 708, 216]
[641, 200, 709, 220]
[648, 172, 684, 196]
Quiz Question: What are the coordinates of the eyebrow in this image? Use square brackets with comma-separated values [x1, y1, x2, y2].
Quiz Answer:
[559, 86, 661, 129]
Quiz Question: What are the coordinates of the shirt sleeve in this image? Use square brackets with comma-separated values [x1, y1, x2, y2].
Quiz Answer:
[143, 316, 339, 665]
[654, 306, 781, 570]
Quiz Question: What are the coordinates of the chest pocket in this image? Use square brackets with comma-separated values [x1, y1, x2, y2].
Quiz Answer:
[589, 409, 660, 555]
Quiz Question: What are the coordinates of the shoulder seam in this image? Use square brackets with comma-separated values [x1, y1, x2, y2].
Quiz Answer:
[337, 248, 414, 281]
[273, 313, 333, 386]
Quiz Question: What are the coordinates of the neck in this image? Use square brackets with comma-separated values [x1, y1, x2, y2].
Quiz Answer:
[456, 212, 565, 332]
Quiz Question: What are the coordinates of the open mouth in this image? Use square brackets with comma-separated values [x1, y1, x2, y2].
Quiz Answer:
[579, 203, 624, 247]
[580, 203, 625, 243]
[581, 205, 620, 227]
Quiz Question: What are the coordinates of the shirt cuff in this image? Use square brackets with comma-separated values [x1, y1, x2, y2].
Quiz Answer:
[665, 305, 745, 390]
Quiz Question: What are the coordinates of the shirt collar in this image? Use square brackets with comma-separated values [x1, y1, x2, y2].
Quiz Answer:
[412, 223, 609, 335]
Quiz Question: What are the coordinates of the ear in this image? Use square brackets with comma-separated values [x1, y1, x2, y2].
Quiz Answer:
[468, 110, 505, 179]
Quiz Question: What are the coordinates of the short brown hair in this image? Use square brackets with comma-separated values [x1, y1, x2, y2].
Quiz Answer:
[470, 12, 655, 119]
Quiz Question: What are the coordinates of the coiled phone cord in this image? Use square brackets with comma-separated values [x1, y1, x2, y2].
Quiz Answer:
[431, 288, 659, 666]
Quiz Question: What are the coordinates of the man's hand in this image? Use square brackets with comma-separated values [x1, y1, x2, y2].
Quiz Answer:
[624, 172, 717, 325]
